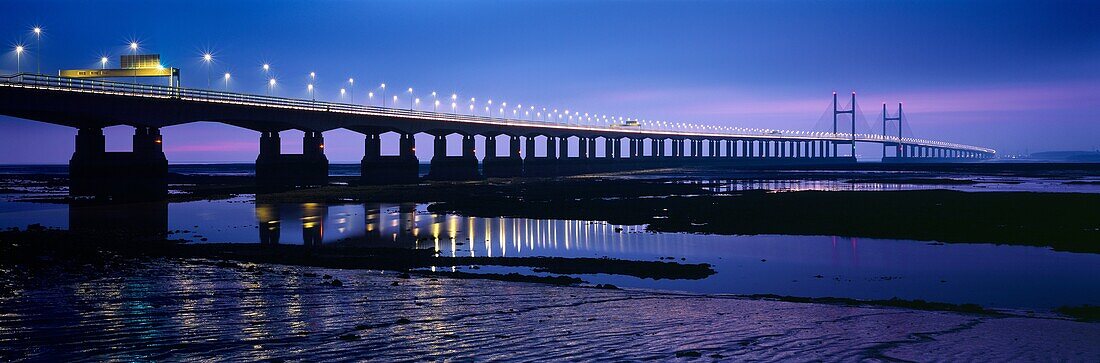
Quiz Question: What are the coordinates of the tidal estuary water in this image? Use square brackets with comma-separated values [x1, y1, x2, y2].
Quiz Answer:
[1, 164, 1099, 361]
[1, 165, 1098, 309]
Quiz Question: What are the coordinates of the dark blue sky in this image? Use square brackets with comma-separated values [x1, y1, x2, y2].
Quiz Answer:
[2, 0, 1098, 162]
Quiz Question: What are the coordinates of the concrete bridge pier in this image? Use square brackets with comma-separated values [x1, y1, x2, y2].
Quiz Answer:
[361, 133, 419, 184]
[484, 135, 523, 177]
[428, 134, 481, 180]
[69, 126, 168, 199]
[523, 135, 558, 176]
[256, 131, 328, 187]
[557, 136, 585, 175]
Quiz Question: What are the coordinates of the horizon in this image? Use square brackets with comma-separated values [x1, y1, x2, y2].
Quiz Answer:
[2, 0, 1098, 163]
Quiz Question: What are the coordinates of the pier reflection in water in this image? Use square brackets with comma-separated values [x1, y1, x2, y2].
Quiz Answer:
[252, 201, 652, 259]
[2, 196, 1098, 308]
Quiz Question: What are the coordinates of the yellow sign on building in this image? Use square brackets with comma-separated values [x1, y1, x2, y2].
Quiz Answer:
[59, 68, 176, 78]
[59, 54, 180, 86]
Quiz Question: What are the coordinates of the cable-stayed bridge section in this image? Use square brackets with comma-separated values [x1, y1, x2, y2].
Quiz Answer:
[0, 74, 995, 197]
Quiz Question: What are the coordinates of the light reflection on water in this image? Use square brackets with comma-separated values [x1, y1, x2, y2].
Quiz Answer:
[1, 197, 1099, 309]
[674, 178, 1100, 193]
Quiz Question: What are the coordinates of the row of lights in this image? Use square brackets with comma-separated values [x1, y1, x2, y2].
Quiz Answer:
[8, 27, 915, 140]
[10, 25, 43, 74]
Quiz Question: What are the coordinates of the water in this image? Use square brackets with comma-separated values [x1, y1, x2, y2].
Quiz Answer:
[2, 196, 1097, 310]
[8, 260, 1090, 362]
[2, 163, 1099, 193]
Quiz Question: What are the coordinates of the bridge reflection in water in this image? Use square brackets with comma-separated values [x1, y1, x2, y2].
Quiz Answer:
[44, 197, 1100, 308]
[251, 202, 654, 258]
[57, 197, 897, 259]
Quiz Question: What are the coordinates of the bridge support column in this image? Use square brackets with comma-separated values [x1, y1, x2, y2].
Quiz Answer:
[256, 130, 328, 188]
[484, 135, 522, 177]
[428, 134, 481, 180]
[547, 136, 558, 159]
[70, 126, 168, 199]
[360, 132, 419, 184]
[524, 135, 559, 177]
[525, 136, 536, 159]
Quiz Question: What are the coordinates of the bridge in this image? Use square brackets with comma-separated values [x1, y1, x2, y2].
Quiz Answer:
[0, 73, 995, 197]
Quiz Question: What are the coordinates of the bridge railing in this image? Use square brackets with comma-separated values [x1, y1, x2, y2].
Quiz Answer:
[0, 73, 994, 154]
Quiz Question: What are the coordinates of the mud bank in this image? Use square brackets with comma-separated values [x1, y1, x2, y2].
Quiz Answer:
[1, 258, 1097, 362]
[423, 187, 1100, 253]
[0, 229, 715, 285]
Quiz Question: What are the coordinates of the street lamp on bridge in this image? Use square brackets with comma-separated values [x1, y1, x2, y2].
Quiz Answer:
[13, 45, 24, 73]
[380, 83, 387, 107]
[128, 41, 139, 83]
[347, 78, 355, 104]
[31, 26, 42, 74]
[261, 63, 271, 93]
[223, 72, 230, 91]
[201, 52, 214, 89]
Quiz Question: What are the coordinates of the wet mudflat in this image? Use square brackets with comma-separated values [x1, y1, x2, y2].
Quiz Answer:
[2, 163, 1100, 360]
[1, 259, 1097, 362]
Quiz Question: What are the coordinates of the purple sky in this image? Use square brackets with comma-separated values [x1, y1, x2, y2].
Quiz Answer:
[2, 0, 1098, 163]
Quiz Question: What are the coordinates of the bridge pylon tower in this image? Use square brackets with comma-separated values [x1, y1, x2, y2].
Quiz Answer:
[883, 102, 902, 157]
[833, 91, 856, 157]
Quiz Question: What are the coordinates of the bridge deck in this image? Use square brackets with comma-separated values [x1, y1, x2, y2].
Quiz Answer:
[0, 73, 994, 155]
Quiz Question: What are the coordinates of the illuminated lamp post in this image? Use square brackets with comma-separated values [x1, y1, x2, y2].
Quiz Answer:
[202, 53, 214, 89]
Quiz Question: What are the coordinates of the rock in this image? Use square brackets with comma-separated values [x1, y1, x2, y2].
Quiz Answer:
[395, 318, 411, 325]
[675, 350, 702, 358]
[323, 274, 332, 280]
[390, 281, 400, 286]
[330, 279, 343, 287]
[338, 333, 359, 341]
